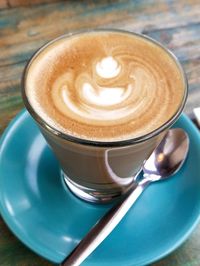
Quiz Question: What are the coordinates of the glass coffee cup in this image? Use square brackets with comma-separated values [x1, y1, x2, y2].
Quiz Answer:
[22, 29, 188, 203]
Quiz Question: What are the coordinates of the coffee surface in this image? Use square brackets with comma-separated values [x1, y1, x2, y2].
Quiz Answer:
[25, 31, 185, 141]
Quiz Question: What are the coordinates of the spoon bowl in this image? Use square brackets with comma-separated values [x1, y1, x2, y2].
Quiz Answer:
[143, 128, 189, 180]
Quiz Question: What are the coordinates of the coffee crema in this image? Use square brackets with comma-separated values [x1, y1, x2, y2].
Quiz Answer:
[25, 31, 185, 141]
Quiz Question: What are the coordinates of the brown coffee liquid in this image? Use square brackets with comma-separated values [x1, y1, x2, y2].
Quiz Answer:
[25, 31, 185, 141]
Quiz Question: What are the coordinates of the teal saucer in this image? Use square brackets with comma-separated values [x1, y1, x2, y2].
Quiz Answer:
[0, 110, 200, 266]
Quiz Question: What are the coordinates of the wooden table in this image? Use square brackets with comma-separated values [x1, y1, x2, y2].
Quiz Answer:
[0, 1, 200, 265]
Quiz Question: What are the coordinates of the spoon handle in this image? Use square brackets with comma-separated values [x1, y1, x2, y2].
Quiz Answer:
[61, 178, 150, 266]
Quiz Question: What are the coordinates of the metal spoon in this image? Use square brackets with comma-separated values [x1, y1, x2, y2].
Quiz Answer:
[62, 128, 189, 266]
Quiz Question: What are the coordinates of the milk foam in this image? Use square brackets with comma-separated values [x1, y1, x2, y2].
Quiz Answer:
[82, 83, 127, 106]
[25, 31, 185, 141]
[96, 56, 121, 79]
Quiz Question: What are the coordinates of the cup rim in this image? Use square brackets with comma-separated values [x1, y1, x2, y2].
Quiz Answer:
[21, 28, 188, 147]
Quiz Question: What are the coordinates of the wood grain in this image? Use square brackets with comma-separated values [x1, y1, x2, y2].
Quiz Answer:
[0, 0, 61, 9]
[0, 0, 200, 265]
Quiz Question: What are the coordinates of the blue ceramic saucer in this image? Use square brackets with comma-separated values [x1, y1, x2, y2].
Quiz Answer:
[0, 110, 200, 266]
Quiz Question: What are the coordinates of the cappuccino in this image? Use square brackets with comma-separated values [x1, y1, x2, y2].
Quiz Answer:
[23, 30, 187, 203]
[25, 31, 184, 142]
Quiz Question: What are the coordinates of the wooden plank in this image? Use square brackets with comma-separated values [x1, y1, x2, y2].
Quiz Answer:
[0, 0, 200, 63]
[0, 1, 7, 8]
[0, 0, 61, 9]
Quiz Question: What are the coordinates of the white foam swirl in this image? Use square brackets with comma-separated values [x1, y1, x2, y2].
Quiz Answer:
[51, 55, 158, 126]
[82, 83, 132, 106]
[96, 56, 121, 78]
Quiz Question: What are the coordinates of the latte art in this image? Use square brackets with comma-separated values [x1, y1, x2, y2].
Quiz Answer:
[52, 54, 160, 126]
[25, 31, 185, 141]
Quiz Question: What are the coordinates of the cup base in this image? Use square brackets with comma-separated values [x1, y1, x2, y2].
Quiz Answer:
[61, 170, 133, 204]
